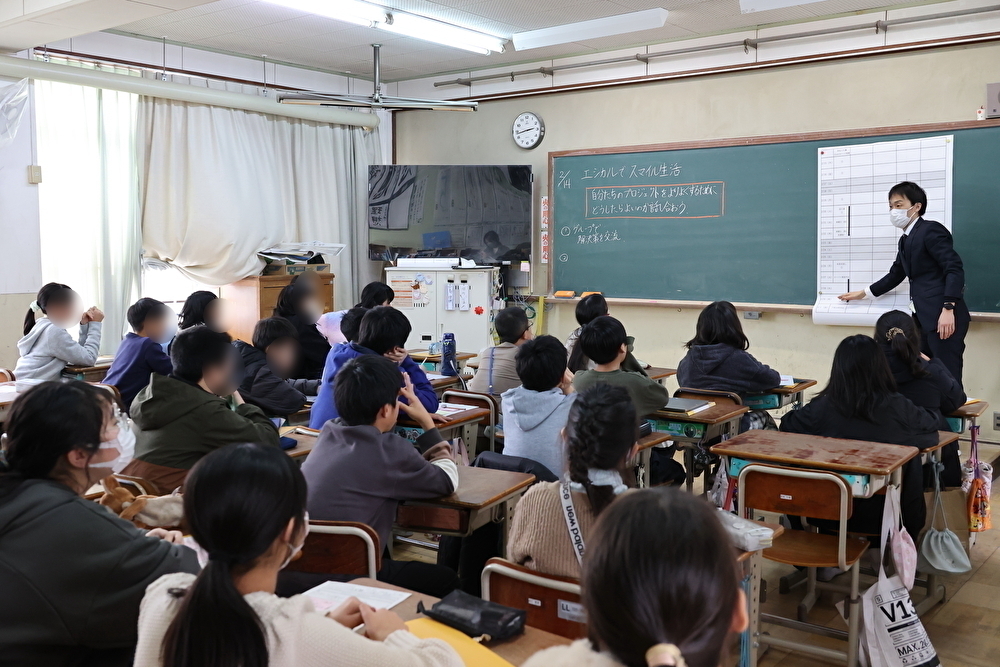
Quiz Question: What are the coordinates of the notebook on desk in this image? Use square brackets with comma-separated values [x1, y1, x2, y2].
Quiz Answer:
[661, 398, 715, 416]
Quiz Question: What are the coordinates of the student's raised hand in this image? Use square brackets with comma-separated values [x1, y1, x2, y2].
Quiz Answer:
[560, 368, 575, 395]
[88, 307, 105, 323]
[146, 528, 184, 544]
[327, 596, 364, 629]
[398, 373, 435, 430]
[422, 442, 454, 463]
[838, 290, 866, 301]
[360, 603, 408, 641]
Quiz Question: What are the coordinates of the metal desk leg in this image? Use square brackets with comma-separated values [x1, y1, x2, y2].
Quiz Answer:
[684, 447, 695, 493]
[639, 447, 652, 488]
[748, 551, 763, 667]
[460, 422, 478, 461]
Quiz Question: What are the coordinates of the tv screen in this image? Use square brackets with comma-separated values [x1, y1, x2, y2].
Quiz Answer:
[368, 165, 532, 264]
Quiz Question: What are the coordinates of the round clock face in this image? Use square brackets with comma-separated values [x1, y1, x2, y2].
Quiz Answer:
[512, 112, 544, 149]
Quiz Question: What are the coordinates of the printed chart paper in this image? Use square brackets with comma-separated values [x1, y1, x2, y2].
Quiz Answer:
[812, 136, 953, 326]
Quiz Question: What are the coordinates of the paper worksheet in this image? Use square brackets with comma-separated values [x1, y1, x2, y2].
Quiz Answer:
[304, 581, 410, 613]
[812, 136, 953, 326]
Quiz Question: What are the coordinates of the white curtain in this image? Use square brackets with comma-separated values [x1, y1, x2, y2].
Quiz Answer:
[137, 98, 384, 309]
[35, 78, 141, 355]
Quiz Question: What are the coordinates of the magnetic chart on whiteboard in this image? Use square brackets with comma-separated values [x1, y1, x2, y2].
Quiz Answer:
[812, 135, 953, 326]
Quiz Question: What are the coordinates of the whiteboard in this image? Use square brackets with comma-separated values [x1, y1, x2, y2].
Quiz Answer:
[812, 135, 953, 326]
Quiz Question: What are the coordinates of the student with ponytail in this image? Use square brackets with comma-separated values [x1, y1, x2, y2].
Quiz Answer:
[507, 384, 638, 578]
[135, 442, 461, 667]
[0, 381, 196, 666]
[876, 309, 965, 485]
[15, 282, 104, 382]
[523, 487, 748, 667]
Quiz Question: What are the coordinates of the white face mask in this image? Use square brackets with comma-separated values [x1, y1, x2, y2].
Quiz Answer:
[889, 207, 915, 229]
[89, 438, 122, 471]
[89, 410, 132, 472]
[280, 512, 310, 570]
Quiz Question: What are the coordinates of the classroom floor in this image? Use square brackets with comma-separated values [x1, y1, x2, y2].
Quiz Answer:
[392, 440, 1000, 667]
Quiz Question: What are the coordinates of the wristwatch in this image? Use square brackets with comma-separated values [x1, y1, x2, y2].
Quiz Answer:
[943, 302, 956, 311]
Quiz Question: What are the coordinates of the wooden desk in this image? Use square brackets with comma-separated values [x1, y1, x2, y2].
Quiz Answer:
[948, 400, 989, 433]
[408, 350, 478, 372]
[629, 432, 672, 488]
[652, 402, 749, 493]
[353, 578, 569, 665]
[396, 466, 535, 552]
[427, 373, 462, 395]
[62, 358, 113, 383]
[0, 381, 19, 423]
[281, 426, 320, 459]
[744, 378, 818, 411]
[646, 366, 677, 386]
[398, 406, 491, 462]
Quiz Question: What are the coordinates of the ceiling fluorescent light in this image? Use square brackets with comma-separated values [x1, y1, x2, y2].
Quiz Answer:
[512, 8, 668, 51]
[738, 0, 826, 13]
[264, 0, 506, 54]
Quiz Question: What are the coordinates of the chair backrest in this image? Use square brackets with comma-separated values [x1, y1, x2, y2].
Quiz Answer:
[737, 463, 853, 569]
[286, 520, 381, 579]
[90, 383, 125, 411]
[674, 387, 742, 406]
[481, 557, 584, 639]
[0, 369, 14, 382]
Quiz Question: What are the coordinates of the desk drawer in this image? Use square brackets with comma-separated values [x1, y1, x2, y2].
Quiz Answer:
[396, 506, 469, 534]
[727, 457, 884, 498]
[743, 394, 781, 410]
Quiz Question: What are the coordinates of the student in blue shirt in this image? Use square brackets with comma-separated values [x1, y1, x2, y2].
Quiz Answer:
[104, 298, 176, 412]
[310, 307, 438, 429]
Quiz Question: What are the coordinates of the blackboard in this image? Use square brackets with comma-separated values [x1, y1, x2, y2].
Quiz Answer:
[549, 120, 1000, 313]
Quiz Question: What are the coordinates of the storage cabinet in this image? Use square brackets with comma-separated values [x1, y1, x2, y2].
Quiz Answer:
[220, 273, 335, 344]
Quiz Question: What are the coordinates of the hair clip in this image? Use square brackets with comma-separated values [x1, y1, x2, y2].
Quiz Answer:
[885, 327, 905, 341]
[29, 300, 42, 314]
[645, 643, 687, 667]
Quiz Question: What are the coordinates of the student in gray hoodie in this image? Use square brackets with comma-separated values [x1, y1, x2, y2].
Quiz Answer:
[15, 283, 103, 383]
[501, 335, 577, 478]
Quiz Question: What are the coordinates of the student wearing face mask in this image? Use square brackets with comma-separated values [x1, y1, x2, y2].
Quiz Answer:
[839, 181, 969, 384]
[120, 326, 280, 493]
[134, 442, 462, 667]
[0, 381, 198, 667]
[15, 282, 104, 383]
[273, 275, 330, 381]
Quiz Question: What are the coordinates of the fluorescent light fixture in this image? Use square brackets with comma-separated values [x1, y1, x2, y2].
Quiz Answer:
[738, 0, 825, 13]
[264, 0, 506, 54]
[383, 12, 505, 55]
[512, 8, 668, 51]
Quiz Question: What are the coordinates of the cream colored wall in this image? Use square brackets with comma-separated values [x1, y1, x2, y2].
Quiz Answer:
[0, 293, 33, 370]
[395, 41, 1000, 433]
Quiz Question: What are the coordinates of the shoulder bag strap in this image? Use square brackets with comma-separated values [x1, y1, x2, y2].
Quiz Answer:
[559, 479, 586, 565]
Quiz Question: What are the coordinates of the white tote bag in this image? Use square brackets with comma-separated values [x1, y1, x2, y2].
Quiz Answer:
[860, 486, 939, 667]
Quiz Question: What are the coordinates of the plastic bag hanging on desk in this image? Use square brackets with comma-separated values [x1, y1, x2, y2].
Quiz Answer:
[0, 78, 28, 150]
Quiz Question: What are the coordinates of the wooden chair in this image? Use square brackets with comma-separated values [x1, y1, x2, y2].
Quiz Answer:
[0, 368, 14, 382]
[286, 520, 381, 579]
[738, 463, 868, 667]
[481, 557, 584, 639]
[442, 389, 502, 453]
[90, 383, 126, 412]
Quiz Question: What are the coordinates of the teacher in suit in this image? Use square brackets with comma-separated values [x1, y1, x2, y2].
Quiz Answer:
[839, 181, 968, 384]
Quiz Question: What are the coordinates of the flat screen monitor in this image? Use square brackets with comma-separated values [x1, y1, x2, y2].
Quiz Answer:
[368, 165, 532, 264]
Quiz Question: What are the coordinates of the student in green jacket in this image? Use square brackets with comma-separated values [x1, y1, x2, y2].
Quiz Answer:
[121, 325, 280, 493]
[572, 316, 668, 418]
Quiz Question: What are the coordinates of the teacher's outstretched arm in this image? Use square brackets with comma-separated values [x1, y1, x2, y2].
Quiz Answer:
[838, 256, 906, 302]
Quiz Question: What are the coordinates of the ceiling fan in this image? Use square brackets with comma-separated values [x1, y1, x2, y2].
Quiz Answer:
[278, 44, 477, 112]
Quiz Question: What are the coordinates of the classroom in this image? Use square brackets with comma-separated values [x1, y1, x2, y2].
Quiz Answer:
[2, 0, 1000, 665]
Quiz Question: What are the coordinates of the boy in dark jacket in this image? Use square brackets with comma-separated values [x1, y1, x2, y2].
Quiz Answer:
[234, 317, 320, 418]
[302, 354, 459, 597]
[121, 326, 280, 493]
[103, 298, 175, 412]
[310, 306, 438, 429]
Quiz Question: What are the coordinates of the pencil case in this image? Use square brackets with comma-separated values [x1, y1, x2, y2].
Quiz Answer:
[417, 590, 526, 641]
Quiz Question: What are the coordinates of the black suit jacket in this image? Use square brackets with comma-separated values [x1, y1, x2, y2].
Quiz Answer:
[869, 217, 969, 332]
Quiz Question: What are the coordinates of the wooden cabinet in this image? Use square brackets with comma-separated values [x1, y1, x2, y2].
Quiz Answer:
[220, 273, 335, 344]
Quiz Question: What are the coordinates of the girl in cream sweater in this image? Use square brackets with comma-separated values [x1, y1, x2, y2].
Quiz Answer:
[523, 488, 748, 667]
[134, 442, 461, 667]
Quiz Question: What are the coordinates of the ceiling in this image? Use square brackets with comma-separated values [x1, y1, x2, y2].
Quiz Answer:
[112, 0, 948, 81]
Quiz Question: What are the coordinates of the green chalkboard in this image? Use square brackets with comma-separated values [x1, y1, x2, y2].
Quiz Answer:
[549, 121, 1000, 312]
